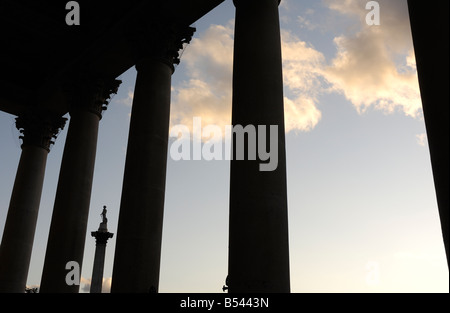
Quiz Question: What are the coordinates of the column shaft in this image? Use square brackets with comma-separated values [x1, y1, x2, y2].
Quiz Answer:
[39, 110, 100, 292]
[111, 59, 172, 292]
[407, 0, 449, 267]
[90, 242, 107, 293]
[228, 0, 290, 292]
[0, 146, 48, 292]
[0, 113, 65, 292]
[40, 78, 120, 293]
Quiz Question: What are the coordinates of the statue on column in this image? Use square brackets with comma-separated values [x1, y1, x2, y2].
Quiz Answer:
[101, 206, 108, 225]
[99, 205, 108, 232]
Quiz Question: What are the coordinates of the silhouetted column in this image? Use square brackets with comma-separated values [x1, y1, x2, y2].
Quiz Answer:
[39, 79, 120, 293]
[0, 112, 66, 292]
[111, 24, 195, 293]
[90, 206, 113, 293]
[408, 1, 449, 267]
[228, 0, 290, 292]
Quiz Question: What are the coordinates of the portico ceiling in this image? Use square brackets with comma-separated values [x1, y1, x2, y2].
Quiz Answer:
[0, 0, 224, 116]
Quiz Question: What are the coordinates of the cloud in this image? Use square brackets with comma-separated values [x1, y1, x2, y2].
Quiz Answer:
[170, 23, 234, 138]
[80, 276, 112, 293]
[297, 9, 318, 31]
[171, 21, 324, 137]
[116, 87, 134, 118]
[322, 0, 422, 118]
[284, 96, 322, 133]
[415, 133, 427, 147]
[80, 276, 91, 292]
[281, 29, 325, 132]
[281, 30, 325, 96]
[25, 284, 40, 292]
[102, 277, 112, 292]
[117, 88, 134, 107]
[171, 1, 422, 140]
[279, 0, 292, 10]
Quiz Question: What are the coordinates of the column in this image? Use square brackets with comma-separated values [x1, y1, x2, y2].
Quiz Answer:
[407, 1, 449, 267]
[39, 78, 121, 293]
[228, 0, 290, 292]
[90, 206, 113, 293]
[0, 112, 66, 292]
[111, 24, 195, 293]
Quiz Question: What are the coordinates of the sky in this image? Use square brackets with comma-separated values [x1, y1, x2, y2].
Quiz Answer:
[0, 0, 448, 293]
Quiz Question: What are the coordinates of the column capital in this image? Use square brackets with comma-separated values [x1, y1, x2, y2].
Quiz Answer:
[64, 78, 122, 119]
[15, 111, 67, 152]
[91, 231, 114, 245]
[129, 23, 196, 72]
[233, 0, 281, 7]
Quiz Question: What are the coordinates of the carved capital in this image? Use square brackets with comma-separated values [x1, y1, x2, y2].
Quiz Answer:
[129, 23, 196, 71]
[15, 112, 67, 152]
[65, 78, 122, 119]
[233, 0, 281, 7]
[91, 231, 114, 245]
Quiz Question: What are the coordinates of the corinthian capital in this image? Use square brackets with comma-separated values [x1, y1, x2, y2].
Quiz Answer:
[15, 111, 67, 152]
[65, 77, 122, 118]
[129, 23, 196, 71]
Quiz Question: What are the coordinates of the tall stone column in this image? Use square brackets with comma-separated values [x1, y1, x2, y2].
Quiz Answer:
[90, 206, 113, 293]
[0, 112, 66, 293]
[111, 24, 195, 293]
[227, 0, 290, 292]
[407, 0, 449, 268]
[39, 78, 120, 293]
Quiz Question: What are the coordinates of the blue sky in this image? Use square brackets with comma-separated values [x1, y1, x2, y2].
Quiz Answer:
[0, 0, 448, 292]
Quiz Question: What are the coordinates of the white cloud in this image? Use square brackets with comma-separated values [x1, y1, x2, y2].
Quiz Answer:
[171, 1, 422, 140]
[80, 276, 112, 293]
[170, 23, 234, 134]
[116, 87, 134, 118]
[102, 277, 112, 292]
[80, 276, 91, 292]
[284, 96, 321, 133]
[118, 88, 134, 107]
[281, 30, 325, 95]
[322, 0, 422, 118]
[279, 0, 291, 10]
[281, 29, 325, 132]
[416, 133, 427, 147]
[171, 21, 325, 137]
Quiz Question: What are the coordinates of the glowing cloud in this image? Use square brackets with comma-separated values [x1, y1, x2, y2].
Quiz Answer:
[171, 21, 325, 136]
[322, 0, 422, 118]
[167, 1, 423, 139]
